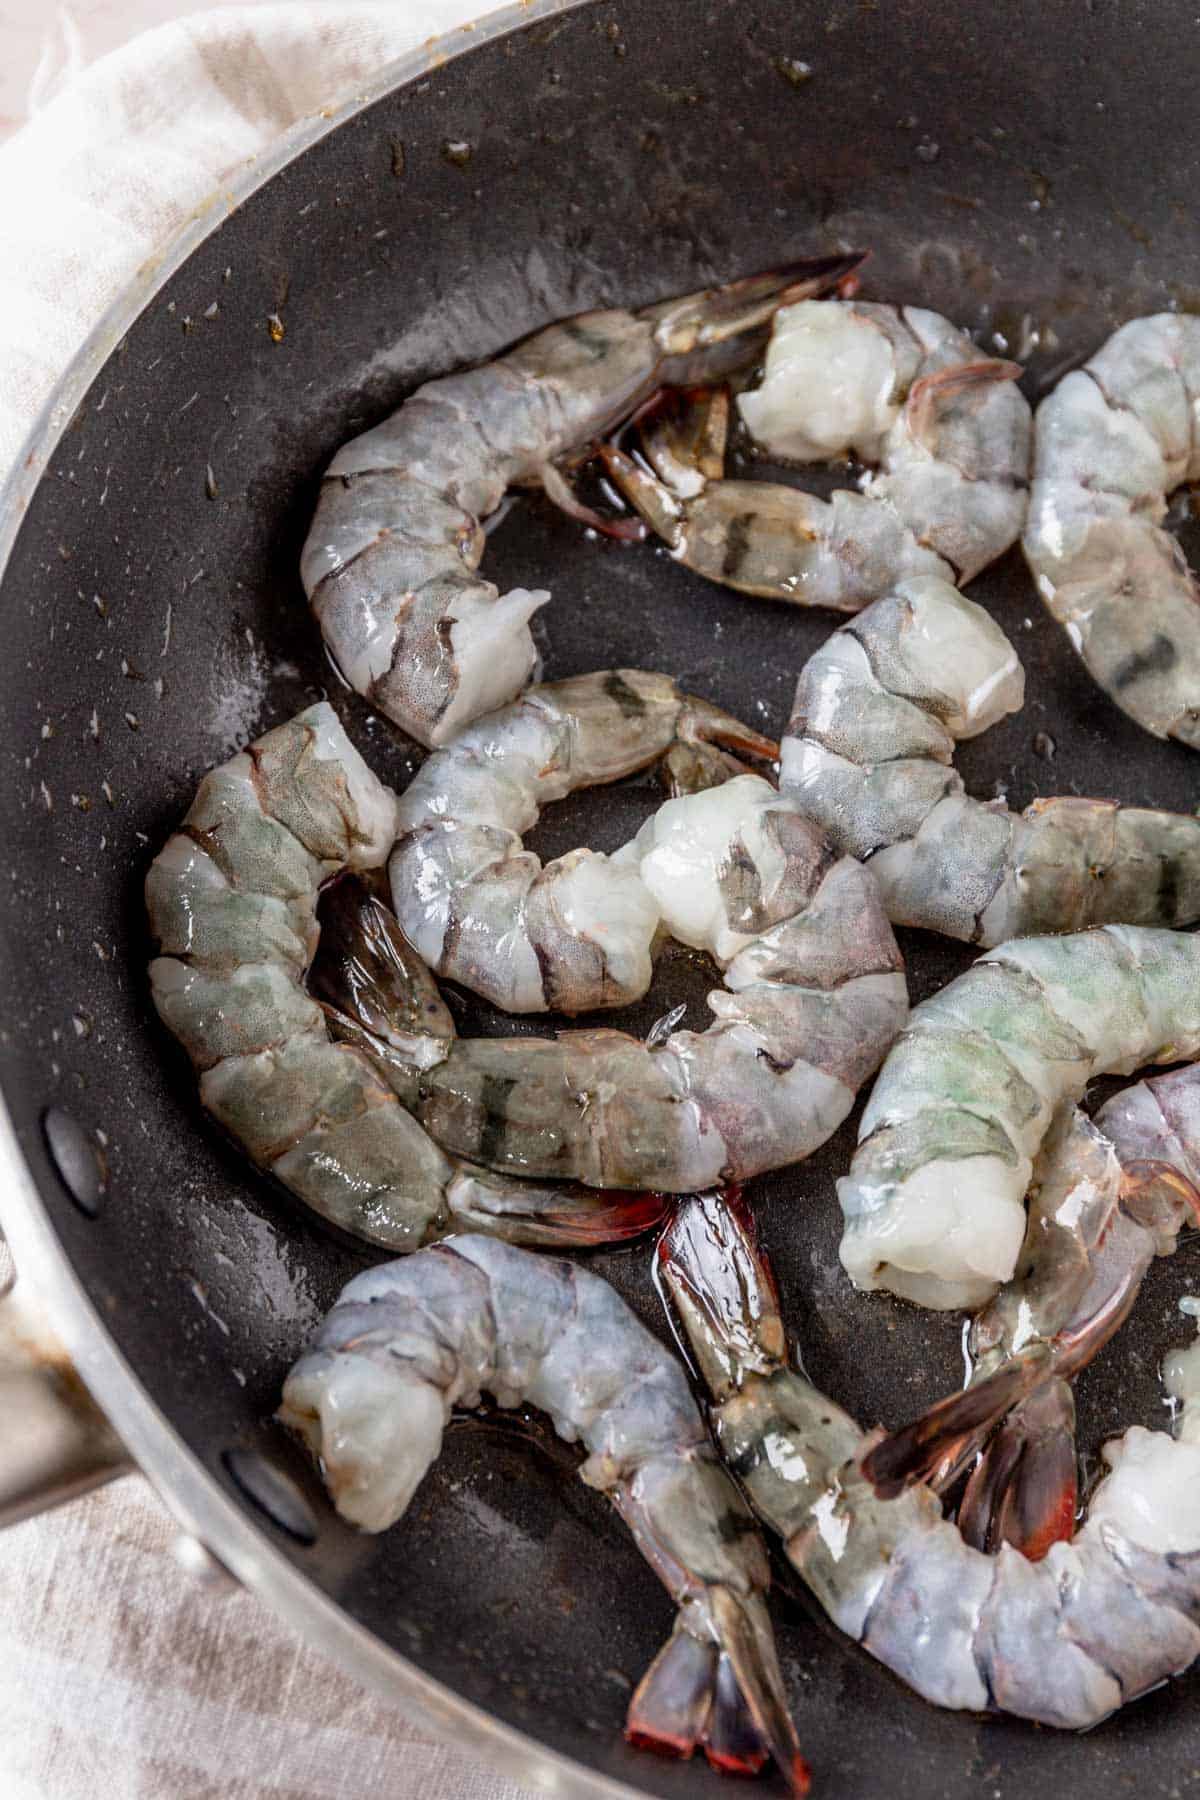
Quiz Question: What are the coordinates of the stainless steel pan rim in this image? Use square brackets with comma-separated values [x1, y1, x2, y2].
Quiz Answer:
[0, 3, 630, 1794]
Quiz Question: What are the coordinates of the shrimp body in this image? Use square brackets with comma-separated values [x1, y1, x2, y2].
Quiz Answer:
[661, 1192, 1200, 1731]
[280, 1236, 808, 1790]
[332, 776, 906, 1191]
[602, 300, 1030, 608]
[1024, 314, 1200, 747]
[865, 1083, 1200, 1557]
[390, 670, 775, 1014]
[146, 704, 665, 1251]
[301, 257, 860, 747]
[838, 925, 1200, 1311]
[781, 576, 1200, 941]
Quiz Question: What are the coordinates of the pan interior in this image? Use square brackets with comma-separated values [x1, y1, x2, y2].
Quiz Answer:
[4, 1, 1200, 1794]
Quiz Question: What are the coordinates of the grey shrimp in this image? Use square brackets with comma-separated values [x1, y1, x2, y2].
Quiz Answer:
[838, 925, 1200, 1311]
[780, 575, 1200, 942]
[146, 704, 665, 1251]
[390, 669, 775, 1015]
[1024, 314, 1200, 747]
[600, 299, 1030, 608]
[661, 1191, 1200, 1731]
[279, 1236, 809, 1791]
[864, 1078, 1200, 1558]
[321, 775, 907, 1192]
[301, 256, 861, 747]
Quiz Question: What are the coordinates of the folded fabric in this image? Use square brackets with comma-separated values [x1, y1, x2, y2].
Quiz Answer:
[0, 2, 471, 474]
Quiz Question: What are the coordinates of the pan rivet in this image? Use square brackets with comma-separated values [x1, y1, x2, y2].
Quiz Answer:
[222, 1447, 318, 1544]
[41, 1107, 105, 1217]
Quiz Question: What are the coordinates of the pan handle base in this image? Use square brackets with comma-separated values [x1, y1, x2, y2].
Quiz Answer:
[0, 1281, 132, 1529]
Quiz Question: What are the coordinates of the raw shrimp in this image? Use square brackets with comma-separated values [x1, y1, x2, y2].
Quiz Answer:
[865, 1079, 1200, 1556]
[780, 575, 1200, 942]
[300, 256, 860, 747]
[1024, 314, 1200, 747]
[279, 1235, 808, 1791]
[145, 703, 665, 1251]
[322, 775, 907, 1192]
[600, 299, 1030, 609]
[390, 669, 775, 1015]
[838, 925, 1200, 1311]
[661, 1190, 1200, 1730]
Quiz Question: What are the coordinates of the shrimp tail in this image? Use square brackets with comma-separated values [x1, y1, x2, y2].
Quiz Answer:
[660, 741, 759, 796]
[599, 385, 734, 560]
[859, 1344, 1054, 1500]
[652, 1196, 810, 1790]
[677, 697, 779, 766]
[640, 385, 732, 486]
[448, 1168, 669, 1245]
[905, 357, 1024, 451]
[646, 252, 867, 366]
[657, 1188, 787, 1401]
[626, 1623, 720, 1761]
[310, 875, 454, 1041]
[707, 1587, 810, 1793]
[597, 443, 687, 549]
[625, 1604, 809, 1793]
[956, 1378, 1078, 1561]
[312, 876, 668, 1246]
[538, 459, 649, 542]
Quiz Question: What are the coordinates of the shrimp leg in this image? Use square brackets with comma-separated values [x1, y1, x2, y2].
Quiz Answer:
[302, 254, 862, 747]
[281, 1237, 808, 1790]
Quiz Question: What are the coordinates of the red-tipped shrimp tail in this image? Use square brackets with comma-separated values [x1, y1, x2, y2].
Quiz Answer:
[449, 1170, 668, 1247]
[657, 1191, 786, 1403]
[626, 1613, 808, 1793]
[707, 1587, 809, 1796]
[625, 1625, 719, 1760]
[703, 1654, 770, 1777]
[957, 1379, 1078, 1561]
[860, 1346, 1054, 1500]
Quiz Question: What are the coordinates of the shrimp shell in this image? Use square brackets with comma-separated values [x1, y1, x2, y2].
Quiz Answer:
[301, 257, 860, 747]
[1024, 314, 1200, 747]
[661, 1192, 1200, 1732]
[280, 1236, 808, 1790]
[145, 704, 665, 1251]
[781, 575, 1200, 942]
[343, 776, 906, 1192]
[864, 1079, 1200, 1557]
[390, 669, 775, 1015]
[603, 299, 1030, 608]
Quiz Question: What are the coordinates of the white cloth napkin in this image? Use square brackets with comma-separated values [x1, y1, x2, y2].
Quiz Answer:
[0, 9, 541, 1797]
